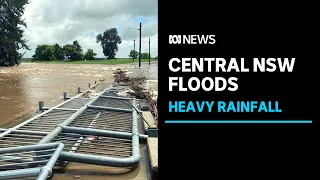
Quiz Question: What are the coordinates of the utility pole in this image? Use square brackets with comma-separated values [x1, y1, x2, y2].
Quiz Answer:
[148, 37, 150, 65]
[139, 22, 142, 68]
[134, 39, 136, 51]
[133, 39, 136, 62]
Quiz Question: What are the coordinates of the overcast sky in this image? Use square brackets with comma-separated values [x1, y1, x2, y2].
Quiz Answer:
[19, 0, 158, 58]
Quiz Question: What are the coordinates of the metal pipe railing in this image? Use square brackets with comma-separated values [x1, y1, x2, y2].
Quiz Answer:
[9, 129, 48, 136]
[0, 167, 42, 179]
[0, 92, 85, 138]
[0, 85, 148, 179]
[58, 98, 142, 167]
[0, 143, 60, 154]
[0, 143, 63, 180]
[61, 126, 148, 140]
[37, 143, 64, 180]
[99, 95, 134, 100]
[38, 87, 111, 144]
[87, 105, 133, 112]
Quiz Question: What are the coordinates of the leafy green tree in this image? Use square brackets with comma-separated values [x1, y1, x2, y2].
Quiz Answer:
[84, 49, 97, 60]
[0, 0, 30, 66]
[154, 55, 158, 59]
[96, 28, 121, 59]
[32, 45, 56, 61]
[53, 44, 65, 60]
[0, 46, 9, 64]
[129, 50, 138, 61]
[141, 52, 150, 59]
[63, 44, 83, 61]
[73, 40, 82, 53]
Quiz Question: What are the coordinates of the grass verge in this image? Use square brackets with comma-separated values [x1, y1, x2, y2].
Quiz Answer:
[21, 59, 157, 65]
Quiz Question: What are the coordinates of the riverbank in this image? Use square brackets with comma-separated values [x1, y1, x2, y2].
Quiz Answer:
[21, 59, 157, 65]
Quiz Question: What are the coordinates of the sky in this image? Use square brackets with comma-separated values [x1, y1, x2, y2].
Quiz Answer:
[19, 0, 158, 58]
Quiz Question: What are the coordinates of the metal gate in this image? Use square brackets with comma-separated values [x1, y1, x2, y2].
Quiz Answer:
[0, 86, 148, 179]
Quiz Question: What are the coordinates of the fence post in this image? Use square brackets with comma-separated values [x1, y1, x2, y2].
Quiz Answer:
[63, 92, 67, 100]
[39, 101, 44, 112]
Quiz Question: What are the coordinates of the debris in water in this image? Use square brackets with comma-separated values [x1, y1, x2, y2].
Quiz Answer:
[1, 96, 11, 100]
[113, 69, 158, 127]
[116, 89, 135, 97]
[73, 175, 82, 179]
[82, 90, 99, 98]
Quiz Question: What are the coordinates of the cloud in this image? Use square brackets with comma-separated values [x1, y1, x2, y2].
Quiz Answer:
[121, 17, 158, 41]
[20, 0, 158, 58]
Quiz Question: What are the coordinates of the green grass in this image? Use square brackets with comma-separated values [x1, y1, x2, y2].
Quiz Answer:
[21, 58, 158, 65]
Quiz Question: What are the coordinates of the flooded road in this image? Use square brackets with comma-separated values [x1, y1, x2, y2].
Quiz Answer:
[0, 63, 114, 127]
[0, 62, 158, 179]
[0, 62, 158, 127]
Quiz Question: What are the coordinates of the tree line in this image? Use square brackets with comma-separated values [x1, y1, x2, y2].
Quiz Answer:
[32, 28, 155, 61]
[32, 28, 125, 61]
[128, 50, 156, 61]
[32, 40, 97, 61]
[1, 1, 157, 66]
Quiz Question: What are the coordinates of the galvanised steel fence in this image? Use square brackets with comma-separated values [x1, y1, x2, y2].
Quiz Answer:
[0, 86, 148, 179]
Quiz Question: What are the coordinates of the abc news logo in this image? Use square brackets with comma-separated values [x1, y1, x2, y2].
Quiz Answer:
[169, 35, 215, 44]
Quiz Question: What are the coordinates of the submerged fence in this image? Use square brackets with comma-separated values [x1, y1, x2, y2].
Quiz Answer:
[0, 86, 148, 179]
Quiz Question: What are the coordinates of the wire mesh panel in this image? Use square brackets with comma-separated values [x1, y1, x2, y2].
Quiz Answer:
[58, 98, 90, 109]
[69, 109, 133, 132]
[51, 132, 132, 158]
[0, 149, 54, 171]
[16, 109, 76, 132]
[4, 177, 37, 180]
[0, 86, 142, 176]
[91, 97, 132, 109]
[0, 132, 46, 148]
[0, 143, 64, 180]
[102, 91, 119, 97]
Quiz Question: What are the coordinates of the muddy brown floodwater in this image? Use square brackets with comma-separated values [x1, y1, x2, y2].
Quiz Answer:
[0, 62, 158, 180]
[0, 63, 113, 127]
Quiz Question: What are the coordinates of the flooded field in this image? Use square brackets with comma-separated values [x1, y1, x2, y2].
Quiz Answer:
[0, 63, 111, 127]
[0, 62, 158, 180]
[0, 62, 157, 127]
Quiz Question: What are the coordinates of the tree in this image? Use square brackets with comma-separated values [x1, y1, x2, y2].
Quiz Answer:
[154, 55, 158, 59]
[63, 44, 83, 61]
[84, 49, 97, 60]
[129, 50, 138, 61]
[73, 40, 82, 53]
[0, 0, 30, 66]
[141, 52, 150, 59]
[96, 28, 121, 59]
[0, 46, 9, 65]
[53, 44, 65, 60]
[32, 45, 56, 61]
